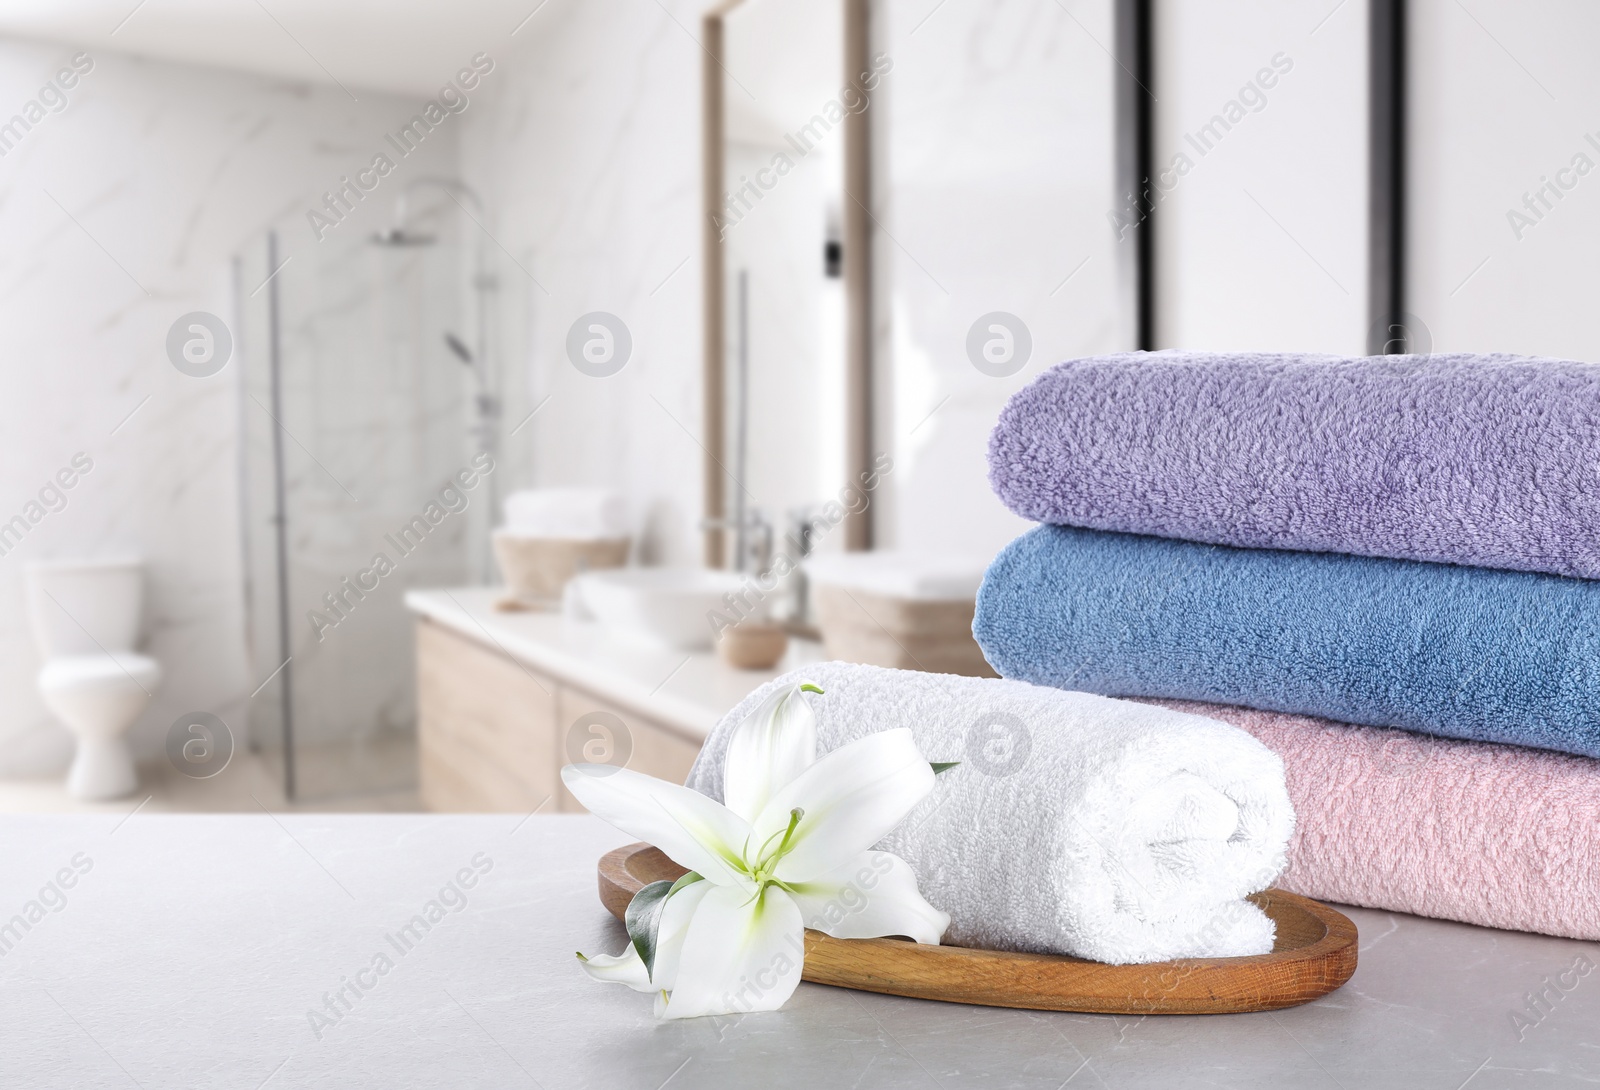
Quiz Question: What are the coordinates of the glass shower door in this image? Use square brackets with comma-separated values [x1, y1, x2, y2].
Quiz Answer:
[236, 219, 478, 803]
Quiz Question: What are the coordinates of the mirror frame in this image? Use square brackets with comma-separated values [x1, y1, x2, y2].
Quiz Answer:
[700, 0, 874, 567]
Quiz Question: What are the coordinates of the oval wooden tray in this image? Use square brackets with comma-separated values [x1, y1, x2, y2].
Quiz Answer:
[598, 843, 1356, 1014]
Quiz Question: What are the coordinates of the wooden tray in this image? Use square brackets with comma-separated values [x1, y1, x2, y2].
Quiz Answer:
[598, 843, 1357, 1014]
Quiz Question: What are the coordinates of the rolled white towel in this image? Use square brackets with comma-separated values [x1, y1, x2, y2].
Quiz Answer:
[685, 662, 1294, 965]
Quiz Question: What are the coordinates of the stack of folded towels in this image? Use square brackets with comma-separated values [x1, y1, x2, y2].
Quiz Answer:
[977, 350, 1600, 943]
[687, 350, 1598, 966]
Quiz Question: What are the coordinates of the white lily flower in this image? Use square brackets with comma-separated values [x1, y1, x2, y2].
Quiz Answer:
[566, 683, 950, 1019]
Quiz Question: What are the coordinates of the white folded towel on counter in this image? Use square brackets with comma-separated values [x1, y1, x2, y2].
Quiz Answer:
[802, 550, 991, 601]
[685, 662, 1295, 965]
[501, 488, 628, 540]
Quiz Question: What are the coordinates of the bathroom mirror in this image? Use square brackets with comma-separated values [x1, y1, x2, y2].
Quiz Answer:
[872, 0, 1128, 561]
[703, 0, 872, 575]
[703, 0, 1132, 574]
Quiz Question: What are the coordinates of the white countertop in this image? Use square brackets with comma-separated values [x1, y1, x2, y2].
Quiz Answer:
[4, 812, 1596, 1089]
[404, 587, 823, 739]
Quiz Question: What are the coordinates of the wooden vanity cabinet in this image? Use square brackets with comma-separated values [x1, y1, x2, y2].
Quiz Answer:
[415, 618, 704, 813]
[554, 686, 700, 812]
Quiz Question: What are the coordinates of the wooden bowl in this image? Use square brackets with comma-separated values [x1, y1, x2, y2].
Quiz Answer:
[491, 534, 629, 607]
[718, 622, 788, 670]
[812, 585, 996, 677]
[598, 843, 1357, 1014]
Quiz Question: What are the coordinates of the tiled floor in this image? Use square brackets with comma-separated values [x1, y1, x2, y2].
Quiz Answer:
[0, 736, 423, 814]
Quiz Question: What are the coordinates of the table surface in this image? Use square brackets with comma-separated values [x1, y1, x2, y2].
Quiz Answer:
[404, 587, 823, 740]
[3, 813, 1596, 1089]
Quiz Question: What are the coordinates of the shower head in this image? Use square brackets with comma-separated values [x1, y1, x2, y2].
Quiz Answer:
[375, 178, 482, 251]
[444, 332, 474, 365]
[370, 227, 436, 247]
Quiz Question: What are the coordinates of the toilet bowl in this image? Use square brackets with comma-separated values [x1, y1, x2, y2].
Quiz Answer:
[27, 558, 161, 801]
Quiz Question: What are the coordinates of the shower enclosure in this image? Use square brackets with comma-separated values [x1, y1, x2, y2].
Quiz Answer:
[234, 184, 523, 802]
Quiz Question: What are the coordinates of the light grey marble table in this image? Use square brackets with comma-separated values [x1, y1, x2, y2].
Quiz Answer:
[2, 813, 1595, 1089]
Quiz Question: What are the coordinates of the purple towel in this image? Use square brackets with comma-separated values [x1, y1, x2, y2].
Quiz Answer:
[987, 350, 1600, 579]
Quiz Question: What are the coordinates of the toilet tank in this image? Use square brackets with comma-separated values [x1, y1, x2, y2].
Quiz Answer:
[27, 558, 146, 657]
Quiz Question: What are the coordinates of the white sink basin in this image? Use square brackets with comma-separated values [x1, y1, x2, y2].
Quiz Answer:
[565, 568, 765, 650]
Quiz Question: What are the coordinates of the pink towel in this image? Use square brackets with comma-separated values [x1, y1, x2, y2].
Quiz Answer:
[1149, 699, 1600, 941]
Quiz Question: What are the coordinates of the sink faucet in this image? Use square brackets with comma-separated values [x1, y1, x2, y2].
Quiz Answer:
[700, 508, 772, 575]
[782, 506, 830, 627]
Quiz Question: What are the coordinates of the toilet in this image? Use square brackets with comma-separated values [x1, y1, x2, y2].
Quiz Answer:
[27, 559, 161, 800]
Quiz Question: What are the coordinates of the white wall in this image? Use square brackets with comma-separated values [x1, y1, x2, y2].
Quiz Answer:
[1153, 0, 1600, 361]
[1410, 0, 1600, 360]
[457, 0, 709, 568]
[0, 38, 453, 774]
[1152, 0, 1369, 353]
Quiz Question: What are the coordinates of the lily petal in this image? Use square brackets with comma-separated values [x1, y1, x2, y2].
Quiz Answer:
[785, 850, 950, 945]
[754, 728, 935, 883]
[576, 947, 650, 990]
[561, 764, 754, 890]
[648, 879, 712, 992]
[723, 685, 819, 823]
[658, 884, 804, 1019]
[578, 878, 712, 993]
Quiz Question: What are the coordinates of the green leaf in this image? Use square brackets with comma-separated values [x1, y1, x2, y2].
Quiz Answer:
[800, 683, 825, 694]
[667, 871, 703, 896]
[930, 761, 960, 775]
[624, 880, 675, 980]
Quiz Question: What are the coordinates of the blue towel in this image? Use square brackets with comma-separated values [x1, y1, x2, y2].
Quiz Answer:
[973, 525, 1600, 759]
